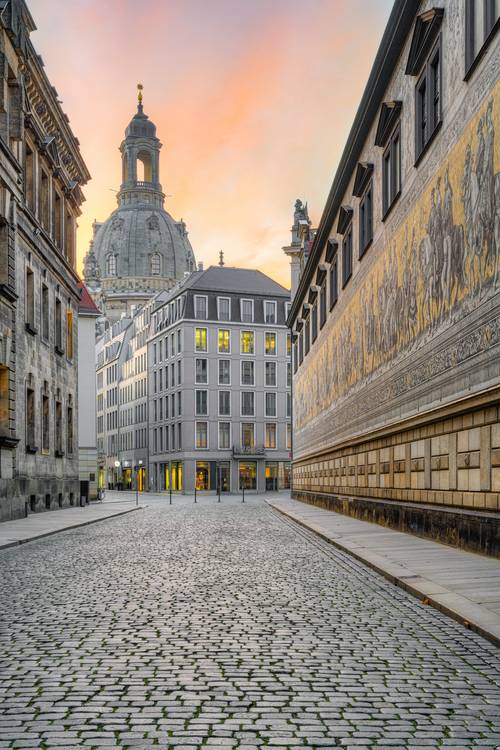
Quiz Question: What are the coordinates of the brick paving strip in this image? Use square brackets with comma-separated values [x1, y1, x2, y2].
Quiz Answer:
[267, 496, 500, 647]
[0, 502, 142, 551]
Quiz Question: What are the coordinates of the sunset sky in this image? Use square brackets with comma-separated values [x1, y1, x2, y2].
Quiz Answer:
[29, 0, 393, 288]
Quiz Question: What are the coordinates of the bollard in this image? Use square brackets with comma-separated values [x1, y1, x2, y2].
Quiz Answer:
[194, 485, 197, 503]
[169, 487, 172, 505]
[242, 486, 245, 503]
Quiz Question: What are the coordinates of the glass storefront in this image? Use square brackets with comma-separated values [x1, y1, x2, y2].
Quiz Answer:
[239, 461, 257, 490]
[196, 461, 210, 490]
[218, 462, 231, 492]
[137, 467, 146, 492]
[279, 461, 292, 489]
[122, 468, 132, 490]
[172, 462, 183, 491]
[265, 462, 278, 491]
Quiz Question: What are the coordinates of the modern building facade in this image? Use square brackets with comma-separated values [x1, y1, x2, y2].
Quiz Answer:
[148, 265, 292, 494]
[287, 0, 500, 553]
[77, 283, 100, 503]
[83, 87, 196, 325]
[0, 0, 90, 521]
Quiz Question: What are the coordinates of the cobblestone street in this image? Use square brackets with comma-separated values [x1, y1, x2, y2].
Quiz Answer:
[0, 496, 499, 750]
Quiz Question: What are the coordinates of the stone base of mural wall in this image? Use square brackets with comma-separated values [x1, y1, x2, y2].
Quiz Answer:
[0, 477, 81, 522]
[291, 490, 500, 558]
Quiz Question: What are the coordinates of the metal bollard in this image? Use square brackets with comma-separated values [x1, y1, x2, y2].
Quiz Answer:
[242, 486, 245, 503]
[194, 486, 197, 503]
[169, 487, 172, 505]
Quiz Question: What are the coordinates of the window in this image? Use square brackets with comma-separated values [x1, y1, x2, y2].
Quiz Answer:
[66, 308, 73, 360]
[311, 303, 318, 342]
[287, 333, 291, 356]
[150, 253, 161, 275]
[196, 422, 208, 449]
[329, 253, 338, 310]
[55, 398, 63, 455]
[25, 267, 35, 332]
[415, 39, 441, 161]
[195, 390, 207, 416]
[265, 423, 276, 449]
[265, 361, 276, 387]
[219, 391, 231, 416]
[341, 226, 353, 287]
[106, 254, 117, 276]
[241, 330, 254, 354]
[218, 297, 231, 321]
[67, 397, 73, 455]
[265, 392, 277, 417]
[241, 391, 255, 417]
[177, 390, 182, 416]
[41, 283, 49, 340]
[41, 386, 49, 453]
[241, 360, 254, 386]
[53, 190, 62, 248]
[285, 302, 291, 319]
[265, 332, 276, 356]
[25, 144, 35, 212]
[359, 181, 373, 257]
[286, 392, 292, 418]
[40, 168, 49, 231]
[177, 360, 181, 385]
[319, 283, 327, 328]
[240, 298, 253, 323]
[55, 297, 63, 352]
[382, 124, 401, 216]
[287, 423, 292, 450]
[194, 295, 208, 319]
[178, 422, 182, 449]
[264, 300, 277, 324]
[218, 329, 230, 353]
[26, 385, 36, 450]
[465, 0, 499, 75]
[195, 358, 208, 384]
[304, 318, 310, 356]
[219, 422, 231, 450]
[177, 329, 182, 353]
[287, 361, 291, 388]
[241, 423, 255, 448]
[218, 359, 231, 385]
[195, 328, 207, 352]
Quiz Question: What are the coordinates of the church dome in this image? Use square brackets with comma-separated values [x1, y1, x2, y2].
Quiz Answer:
[85, 86, 196, 292]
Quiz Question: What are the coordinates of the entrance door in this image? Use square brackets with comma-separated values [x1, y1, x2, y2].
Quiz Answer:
[219, 462, 231, 492]
[265, 462, 278, 491]
[239, 461, 257, 490]
[196, 461, 210, 490]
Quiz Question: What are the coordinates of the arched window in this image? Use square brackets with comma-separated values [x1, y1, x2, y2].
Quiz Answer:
[106, 254, 117, 276]
[151, 253, 161, 276]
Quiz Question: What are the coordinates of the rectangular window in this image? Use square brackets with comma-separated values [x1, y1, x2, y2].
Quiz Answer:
[241, 422, 255, 448]
[265, 423, 277, 449]
[415, 39, 441, 161]
[218, 329, 230, 353]
[41, 391, 49, 453]
[264, 300, 277, 324]
[265, 332, 276, 356]
[195, 358, 208, 384]
[241, 330, 254, 354]
[25, 267, 35, 331]
[41, 283, 49, 340]
[265, 392, 277, 417]
[341, 226, 352, 287]
[265, 360, 277, 386]
[40, 168, 50, 231]
[195, 327, 207, 352]
[194, 295, 208, 320]
[218, 296, 231, 321]
[26, 386, 36, 449]
[382, 124, 401, 217]
[287, 361, 291, 388]
[241, 391, 255, 417]
[305, 317, 310, 355]
[465, 0, 499, 75]
[241, 360, 255, 386]
[177, 360, 181, 385]
[329, 253, 338, 310]
[287, 423, 292, 450]
[67, 402, 73, 455]
[55, 399, 63, 454]
[195, 390, 207, 416]
[55, 297, 63, 352]
[359, 181, 373, 257]
[240, 298, 254, 323]
[178, 422, 182, 450]
[218, 422, 231, 450]
[311, 303, 318, 342]
[177, 329, 182, 353]
[286, 333, 291, 356]
[177, 390, 182, 416]
[319, 283, 327, 328]
[299, 329, 304, 364]
[286, 392, 292, 418]
[218, 359, 231, 385]
[66, 308, 73, 360]
[219, 390, 231, 416]
[196, 421, 208, 449]
[25, 144, 35, 212]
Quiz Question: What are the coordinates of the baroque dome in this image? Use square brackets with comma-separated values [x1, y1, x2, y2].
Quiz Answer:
[84, 88, 196, 295]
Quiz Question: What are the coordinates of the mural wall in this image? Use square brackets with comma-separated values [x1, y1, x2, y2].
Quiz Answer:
[294, 89, 500, 461]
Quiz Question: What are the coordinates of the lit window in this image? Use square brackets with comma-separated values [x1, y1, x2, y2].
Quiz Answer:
[265, 423, 276, 449]
[195, 328, 207, 352]
[241, 423, 255, 448]
[265, 332, 276, 356]
[241, 330, 254, 354]
[218, 329, 230, 353]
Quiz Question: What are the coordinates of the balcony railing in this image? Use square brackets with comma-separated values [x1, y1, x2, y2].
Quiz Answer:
[232, 444, 266, 458]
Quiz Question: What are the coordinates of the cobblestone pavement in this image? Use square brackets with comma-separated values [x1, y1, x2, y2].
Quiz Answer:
[0, 496, 499, 750]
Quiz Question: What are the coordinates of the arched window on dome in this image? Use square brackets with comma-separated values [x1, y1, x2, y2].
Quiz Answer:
[106, 254, 117, 276]
[137, 150, 153, 183]
[150, 253, 161, 276]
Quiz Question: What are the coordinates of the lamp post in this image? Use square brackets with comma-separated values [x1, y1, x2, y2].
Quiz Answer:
[114, 460, 121, 492]
[135, 459, 143, 507]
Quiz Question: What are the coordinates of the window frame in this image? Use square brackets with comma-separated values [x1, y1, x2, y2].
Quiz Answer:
[218, 421, 231, 450]
[264, 422, 277, 450]
[241, 422, 255, 449]
[217, 296, 231, 321]
[382, 122, 402, 219]
[195, 389, 208, 417]
[240, 330, 255, 355]
[195, 421, 208, 449]
[240, 298, 254, 323]
[218, 328, 231, 354]
[218, 359, 231, 386]
[194, 294, 208, 320]
[240, 359, 255, 387]
[195, 357, 208, 385]
[341, 224, 353, 288]
[465, 0, 500, 78]
[264, 300, 277, 324]
[240, 390, 255, 418]
[359, 180, 373, 258]
[265, 360, 277, 387]
[415, 36, 442, 164]
[195, 327, 207, 352]
[265, 391, 277, 418]
[218, 390, 231, 417]
[264, 331, 277, 356]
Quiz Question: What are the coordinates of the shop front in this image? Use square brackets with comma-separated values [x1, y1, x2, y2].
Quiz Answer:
[265, 462, 279, 491]
[239, 461, 257, 490]
[172, 461, 183, 491]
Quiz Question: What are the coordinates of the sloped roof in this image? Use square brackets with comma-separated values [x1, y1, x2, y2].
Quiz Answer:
[184, 266, 290, 297]
[77, 281, 101, 316]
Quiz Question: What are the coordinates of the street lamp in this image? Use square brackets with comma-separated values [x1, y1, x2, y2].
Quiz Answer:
[135, 460, 143, 506]
[114, 460, 121, 491]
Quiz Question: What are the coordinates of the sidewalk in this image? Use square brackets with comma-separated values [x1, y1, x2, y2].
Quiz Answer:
[267, 496, 500, 646]
[0, 501, 142, 552]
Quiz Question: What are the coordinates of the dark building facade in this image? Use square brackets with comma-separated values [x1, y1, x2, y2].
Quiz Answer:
[288, 0, 500, 554]
[0, 1, 90, 520]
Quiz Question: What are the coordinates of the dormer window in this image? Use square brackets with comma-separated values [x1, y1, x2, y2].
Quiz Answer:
[150, 253, 161, 276]
[465, 0, 499, 77]
[106, 254, 117, 276]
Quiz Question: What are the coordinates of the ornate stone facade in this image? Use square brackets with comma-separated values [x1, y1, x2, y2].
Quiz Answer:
[0, 0, 90, 520]
[84, 90, 196, 324]
[288, 0, 500, 551]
